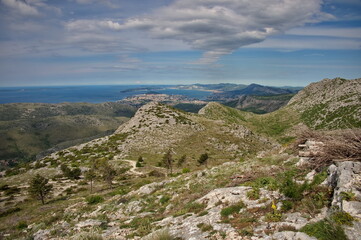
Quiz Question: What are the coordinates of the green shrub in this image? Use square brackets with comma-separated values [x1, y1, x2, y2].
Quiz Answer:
[265, 212, 282, 222]
[340, 191, 356, 201]
[301, 219, 348, 240]
[247, 187, 260, 200]
[281, 200, 294, 212]
[86, 195, 104, 205]
[331, 211, 354, 226]
[184, 202, 206, 214]
[220, 202, 245, 217]
[16, 221, 28, 230]
[160, 195, 171, 205]
[197, 223, 213, 232]
[280, 174, 307, 201]
[182, 168, 190, 173]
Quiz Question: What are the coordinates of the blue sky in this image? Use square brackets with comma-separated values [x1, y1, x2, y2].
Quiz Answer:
[0, 0, 360, 87]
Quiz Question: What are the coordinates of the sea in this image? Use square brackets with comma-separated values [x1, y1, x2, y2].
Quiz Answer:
[0, 85, 213, 104]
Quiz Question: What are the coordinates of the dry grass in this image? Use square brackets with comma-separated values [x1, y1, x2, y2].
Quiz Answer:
[296, 129, 361, 169]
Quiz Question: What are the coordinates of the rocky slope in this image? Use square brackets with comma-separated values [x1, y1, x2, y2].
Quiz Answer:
[224, 94, 294, 114]
[288, 78, 361, 129]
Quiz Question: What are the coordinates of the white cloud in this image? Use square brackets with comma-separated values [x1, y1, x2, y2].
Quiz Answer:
[2, 0, 40, 16]
[104, 0, 332, 63]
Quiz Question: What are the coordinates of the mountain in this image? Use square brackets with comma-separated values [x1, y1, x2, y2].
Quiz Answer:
[0, 78, 360, 240]
[288, 77, 361, 129]
[223, 94, 295, 114]
[208, 83, 297, 101]
[0, 102, 136, 169]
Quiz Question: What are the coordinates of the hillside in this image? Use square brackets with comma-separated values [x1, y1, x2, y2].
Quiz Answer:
[0, 102, 136, 169]
[223, 94, 295, 114]
[0, 78, 360, 240]
[288, 78, 361, 129]
[208, 84, 297, 101]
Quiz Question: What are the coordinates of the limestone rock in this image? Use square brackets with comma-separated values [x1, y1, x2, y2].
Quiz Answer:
[272, 231, 317, 240]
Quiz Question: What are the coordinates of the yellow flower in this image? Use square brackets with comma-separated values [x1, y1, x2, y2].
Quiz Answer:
[272, 201, 277, 210]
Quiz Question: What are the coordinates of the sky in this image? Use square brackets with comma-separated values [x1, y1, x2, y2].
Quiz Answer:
[0, 0, 360, 87]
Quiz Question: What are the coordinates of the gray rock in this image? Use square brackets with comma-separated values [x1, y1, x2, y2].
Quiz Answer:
[343, 201, 361, 218]
[344, 220, 361, 240]
[305, 170, 316, 182]
[75, 219, 103, 229]
[33, 229, 51, 240]
[272, 231, 317, 240]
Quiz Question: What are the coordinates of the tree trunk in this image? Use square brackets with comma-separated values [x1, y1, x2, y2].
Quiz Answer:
[40, 193, 45, 205]
[90, 179, 93, 193]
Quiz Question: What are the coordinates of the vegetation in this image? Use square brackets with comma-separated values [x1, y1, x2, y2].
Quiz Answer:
[197, 153, 209, 168]
[220, 201, 245, 218]
[301, 219, 348, 240]
[161, 150, 174, 175]
[86, 195, 104, 205]
[28, 174, 53, 205]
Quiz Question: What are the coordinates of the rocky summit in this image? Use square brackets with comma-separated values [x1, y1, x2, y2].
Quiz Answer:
[0, 78, 360, 240]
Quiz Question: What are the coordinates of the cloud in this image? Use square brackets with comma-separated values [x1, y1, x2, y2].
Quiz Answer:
[110, 0, 332, 63]
[2, 0, 40, 16]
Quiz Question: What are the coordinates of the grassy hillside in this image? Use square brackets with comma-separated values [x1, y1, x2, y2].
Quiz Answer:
[199, 102, 300, 144]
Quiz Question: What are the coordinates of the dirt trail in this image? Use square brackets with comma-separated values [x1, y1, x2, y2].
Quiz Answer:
[122, 159, 143, 175]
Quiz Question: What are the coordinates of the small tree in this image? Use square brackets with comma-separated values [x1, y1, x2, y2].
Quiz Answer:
[198, 153, 209, 168]
[96, 159, 116, 188]
[28, 174, 53, 205]
[61, 164, 81, 180]
[162, 149, 174, 175]
[177, 155, 187, 168]
[136, 156, 144, 167]
[85, 168, 96, 193]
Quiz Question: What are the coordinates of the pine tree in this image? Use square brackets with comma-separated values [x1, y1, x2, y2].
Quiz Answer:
[28, 174, 53, 205]
[177, 155, 187, 167]
[198, 153, 209, 168]
[162, 149, 174, 175]
[96, 159, 116, 188]
[85, 168, 96, 193]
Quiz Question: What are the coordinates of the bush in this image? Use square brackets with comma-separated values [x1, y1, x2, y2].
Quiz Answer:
[340, 191, 356, 201]
[182, 168, 190, 173]
[279, 174, 307, 201]
[184, 202, 206, 214]
[86, 195, 104, 205]
[331, 211, 354, 226]
[247, 187, 260, 200]
[265, 212, 282, 222]
[16, 221, 28, 230]
[197, 223, 213, 232]
[160, 195, 171, 205]
[281, 200, 294, 212]
[143, 229, 176, 240]
[301, 219, 348, 240]
[220, 201, 245, 217]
